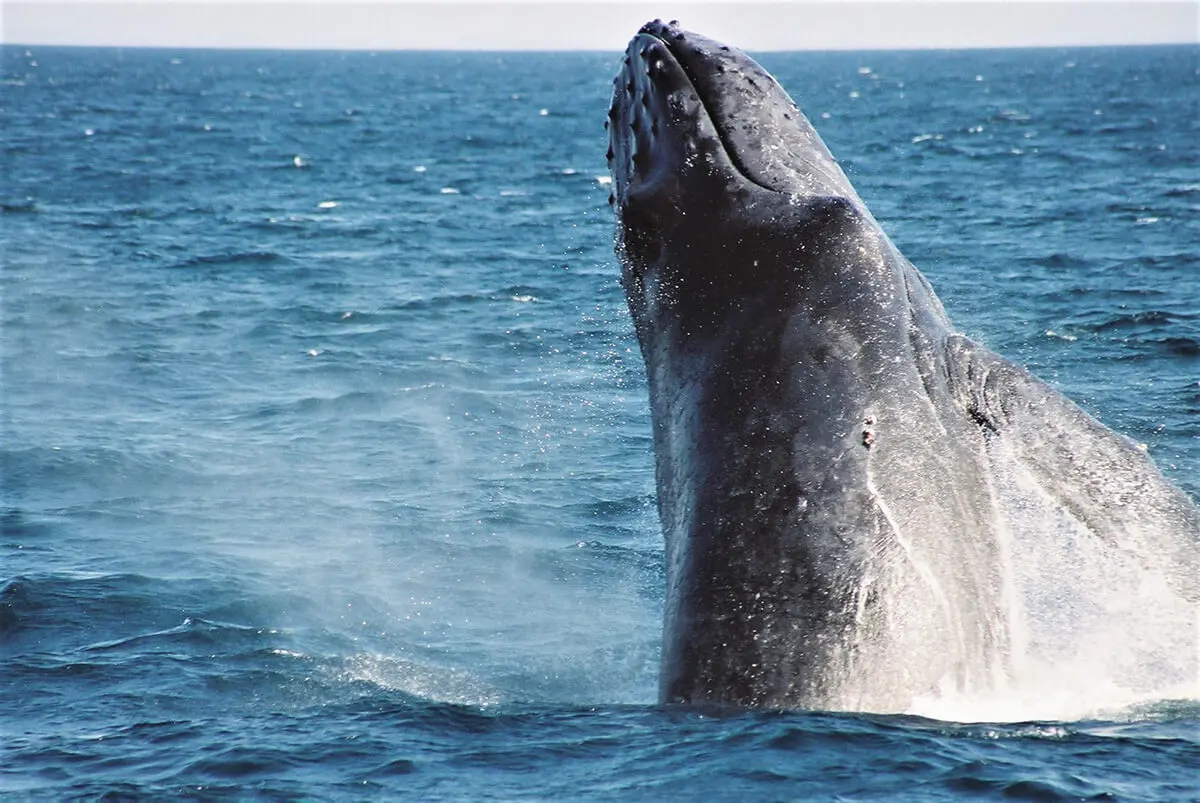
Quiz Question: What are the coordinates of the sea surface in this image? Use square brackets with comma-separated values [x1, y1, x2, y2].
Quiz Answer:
[2, 41, 1198, 800]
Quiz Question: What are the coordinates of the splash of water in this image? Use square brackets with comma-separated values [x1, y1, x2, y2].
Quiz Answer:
[909, 438, 1198, 723]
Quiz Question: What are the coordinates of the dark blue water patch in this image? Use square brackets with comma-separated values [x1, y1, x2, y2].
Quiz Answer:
[5, 696, 1199, 798]
[171, 250, 291, 270]
[386, 292, 491, 314]
[1037, 252, 1092, 271]
[1162, 184, 1200, 199]
[0, 199, 38, 214]
[1145, 337, 1200, 359]
[1089, 310, 1194, 332]
[1050, 286, 1172, 302]
[1055, 309, 1200, 363]
[0, 573, 247, 649]
[0, 507, 58, 544]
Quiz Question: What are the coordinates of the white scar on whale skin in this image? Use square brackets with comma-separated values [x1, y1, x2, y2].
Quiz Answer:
[864, 451, 984, 696]
[863, 456, 950, 617]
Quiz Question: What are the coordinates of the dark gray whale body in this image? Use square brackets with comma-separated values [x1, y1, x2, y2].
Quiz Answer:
[607, 20, 1198, 712]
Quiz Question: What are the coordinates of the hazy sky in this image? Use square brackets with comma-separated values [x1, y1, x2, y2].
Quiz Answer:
[3, 1, 1198, 51]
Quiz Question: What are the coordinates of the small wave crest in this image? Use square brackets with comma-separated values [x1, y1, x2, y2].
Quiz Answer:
[1090, 309, 1192, 332]
[172, 251, 288, 270]
[83, 617, 279, 654]
[1, 200, 38, 214]
[335, 653, 504, 707]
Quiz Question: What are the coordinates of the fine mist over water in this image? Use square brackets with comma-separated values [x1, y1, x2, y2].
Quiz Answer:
[2, 43, 1198, 798]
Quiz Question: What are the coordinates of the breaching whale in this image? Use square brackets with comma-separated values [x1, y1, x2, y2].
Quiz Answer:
[607, 20, 1199, 712]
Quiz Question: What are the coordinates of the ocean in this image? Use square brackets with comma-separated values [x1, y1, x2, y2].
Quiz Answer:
[2, 41, 1197, 799]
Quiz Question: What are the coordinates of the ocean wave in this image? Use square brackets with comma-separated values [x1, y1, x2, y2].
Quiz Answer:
[83, 617, 279, 654]
[4, 42, 1197, 800]
[0, 200, 38, 214]
[1090, 310, 1193, 332]
[172, 251, 289, 270]
[1, 573, 171, 643]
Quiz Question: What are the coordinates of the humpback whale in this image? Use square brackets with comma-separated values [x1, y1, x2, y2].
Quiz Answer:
[607, 20, 1198, 712]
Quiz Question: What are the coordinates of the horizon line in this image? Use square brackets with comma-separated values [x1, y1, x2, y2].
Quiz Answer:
[4, 2, 1198, 52]
[4, 39, 1199, 53]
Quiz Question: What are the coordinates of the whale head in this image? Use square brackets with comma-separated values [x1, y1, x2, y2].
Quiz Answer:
[607, 19, 855, 203]
[606, 19, 883, 353]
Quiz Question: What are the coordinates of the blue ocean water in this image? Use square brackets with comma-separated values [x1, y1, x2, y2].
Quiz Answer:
[2, 40, 1198, 799]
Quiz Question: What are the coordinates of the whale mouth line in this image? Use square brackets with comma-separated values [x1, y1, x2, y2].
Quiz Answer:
[637, 31, 773, 192]
[621, 27, 780, 196]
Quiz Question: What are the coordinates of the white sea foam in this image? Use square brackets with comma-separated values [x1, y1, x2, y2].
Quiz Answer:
[906, 437, 1198, 723]
[339, 653, 504, 707]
